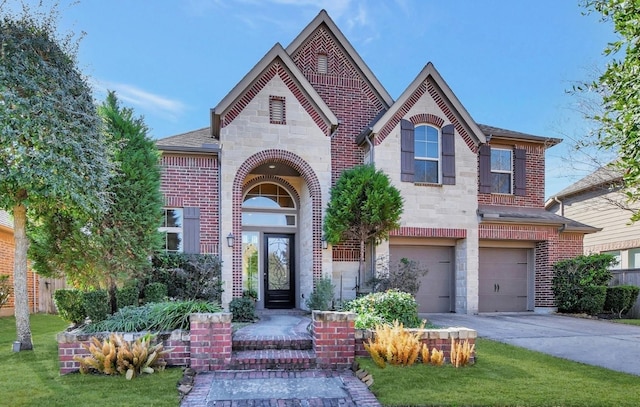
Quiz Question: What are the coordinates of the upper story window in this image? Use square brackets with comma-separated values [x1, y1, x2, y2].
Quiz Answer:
[159, 208, 183, 252]
[400, 119, 455, 185]
[317, 53, 328, 74]
[491, 148, 513, 194]
[479, 145, 526, 196]
[414, 125, 440, 184]
[269, 96, 286, 124]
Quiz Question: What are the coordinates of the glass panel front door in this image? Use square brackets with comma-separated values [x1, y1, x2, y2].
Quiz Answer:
[264, 234, 295, 309]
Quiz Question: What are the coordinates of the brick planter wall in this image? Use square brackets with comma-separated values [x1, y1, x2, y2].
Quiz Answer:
[312, 311, 356, 369]
[189, 312, 233, 372]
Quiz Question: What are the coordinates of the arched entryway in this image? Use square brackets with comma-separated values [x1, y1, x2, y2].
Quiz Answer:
[231, 149, 323, 309]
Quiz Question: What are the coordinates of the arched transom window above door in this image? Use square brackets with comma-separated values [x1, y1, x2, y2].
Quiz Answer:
[242, 183, 297, 226]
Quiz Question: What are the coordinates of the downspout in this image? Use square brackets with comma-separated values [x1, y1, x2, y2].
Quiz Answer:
[364, 132, 375, 291]
[364, 133, 375, 165]
[553, 196, 564, 217]
[218, 151, 222, 256]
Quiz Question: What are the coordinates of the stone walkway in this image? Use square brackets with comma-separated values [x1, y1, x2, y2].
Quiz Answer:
[179, 311, 381, 406]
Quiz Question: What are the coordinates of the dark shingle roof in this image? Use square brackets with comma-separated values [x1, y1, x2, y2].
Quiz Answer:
[479, 205, 599, 233]
[156, 127, 220, 153]
[478, 124, 561, 146]
[551, 165, 622, 199]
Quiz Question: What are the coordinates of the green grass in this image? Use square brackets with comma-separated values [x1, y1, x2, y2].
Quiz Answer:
[1, 314, 182, 407]
[612, 318, 640, 326]
[360, 338, 640, 407]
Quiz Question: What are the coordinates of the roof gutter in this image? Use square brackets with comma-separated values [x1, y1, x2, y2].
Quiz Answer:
[552, 196, 564, 217]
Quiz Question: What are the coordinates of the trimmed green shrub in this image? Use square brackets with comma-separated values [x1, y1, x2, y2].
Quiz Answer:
[343, 289, 421, 329]
[578, 285, 607, 315]
[306, 277, 334, 311]
[605, 285, 640, 318]
[116, 285, 139, 309]
[83, 289, 110, 323]
[54, 289, 86, 325]
[149, 253, 223, 302]
[144, 282, 168, 303]
[229, 297, 257, 322]
[552, 253, 616, 313]
[84, 300, 222, 333]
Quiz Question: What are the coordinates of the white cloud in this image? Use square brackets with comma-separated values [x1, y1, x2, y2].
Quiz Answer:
[91, 79, 187, 122]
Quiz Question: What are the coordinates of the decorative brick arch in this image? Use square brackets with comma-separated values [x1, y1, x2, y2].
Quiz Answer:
[409, 113, 445, 128]
[242, 175, 301, 208]
[231, 149, 323, 298]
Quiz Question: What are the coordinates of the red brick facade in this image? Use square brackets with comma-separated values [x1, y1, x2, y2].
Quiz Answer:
[0, 226, 39, 317]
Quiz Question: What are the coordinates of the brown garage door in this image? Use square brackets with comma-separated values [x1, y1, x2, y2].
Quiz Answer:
[390, 245, 454, 313]
[479, 248, 530, 312]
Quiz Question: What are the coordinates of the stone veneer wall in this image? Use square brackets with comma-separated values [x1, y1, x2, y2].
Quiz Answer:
[58, 312, 476, 374]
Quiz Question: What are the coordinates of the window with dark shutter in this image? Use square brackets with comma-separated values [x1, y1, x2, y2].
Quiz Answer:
[182, 207, 200, 254]
[441, 124, 455, 185]
[400, 119, 415, 182]
[514, 148, 526, 196]
[479, 144, 491, 193]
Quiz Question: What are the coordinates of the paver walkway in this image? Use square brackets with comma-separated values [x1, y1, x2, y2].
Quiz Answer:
[179, 311, 381, 406]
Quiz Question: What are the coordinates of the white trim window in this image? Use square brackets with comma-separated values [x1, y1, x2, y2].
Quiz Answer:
[491, 148, 513, 194]
[414, 124, 440, 183]
[159, 208, 183, 252]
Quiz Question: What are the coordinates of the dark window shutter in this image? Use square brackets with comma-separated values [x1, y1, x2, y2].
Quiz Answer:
[479, 144, 491, 193]
[441, 124, 455, 185]
[183, 207, 200, 254]
[400, 119, 415, 182]
[514, 148, 526, 196]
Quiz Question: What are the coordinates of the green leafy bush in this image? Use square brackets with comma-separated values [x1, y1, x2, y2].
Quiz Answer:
[605, 285, 640, 318]
[306, 277, 334, 311]
[229, 297, 257, 322]
[85, 300, 222, 333]
[144, 282, 167, 303]
[54, 289, 86, 325]
[0, 275, 11, 310]
[552, 253, 616, 314]
[83, 290, 110, 323]
[116, 285, 140, 309]
[149, 253, 223, 302]
[578, 285, 607, 315]
[343, 289, 421, 329]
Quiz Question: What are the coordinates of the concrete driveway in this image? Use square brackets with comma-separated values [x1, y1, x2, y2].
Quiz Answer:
[424, 313, 640, 376]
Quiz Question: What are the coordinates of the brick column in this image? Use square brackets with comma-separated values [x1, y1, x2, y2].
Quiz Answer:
[313, 311, 356, 369]
[57, 332, 94, 374]
[189, 312, 232, 371]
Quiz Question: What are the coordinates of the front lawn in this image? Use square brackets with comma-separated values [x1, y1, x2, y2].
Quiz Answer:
[0, 314, 182, 407]
[612, 318, 640, 326]
[360, 338, 639, 406]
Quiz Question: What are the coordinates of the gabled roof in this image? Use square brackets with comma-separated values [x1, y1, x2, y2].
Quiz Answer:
[370, 62, 486, 147]
[479, 205, 600, 234]
[211, 42, 338, 138]
[545, 165, 622, 208]
[286, 9, 393, 108]
[156, 127, 220, 154]
[479, 124, 561, 147]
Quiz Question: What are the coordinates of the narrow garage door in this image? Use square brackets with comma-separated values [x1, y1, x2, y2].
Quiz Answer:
[390, 246, 454, 313]
[479, 248, 530, 312]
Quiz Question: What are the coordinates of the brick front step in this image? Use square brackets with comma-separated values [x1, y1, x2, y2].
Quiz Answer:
[229, 349, 317, 370]
[233, 337, 313, 351]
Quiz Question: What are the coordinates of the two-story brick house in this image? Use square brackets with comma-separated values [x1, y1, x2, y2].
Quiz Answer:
[156, 10, 595, 314]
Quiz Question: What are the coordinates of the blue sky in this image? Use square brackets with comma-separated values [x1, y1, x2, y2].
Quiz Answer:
[10, 0, 616, 198]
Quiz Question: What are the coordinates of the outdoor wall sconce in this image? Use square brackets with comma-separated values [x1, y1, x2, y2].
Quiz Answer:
[226, 233, 235, 248]
[322, 235, 328, 250]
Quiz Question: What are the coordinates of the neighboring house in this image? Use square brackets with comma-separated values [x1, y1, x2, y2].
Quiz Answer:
[156, 10, 595, 314]
[545, 166, 640, 267]
[0, 210, 40, 317]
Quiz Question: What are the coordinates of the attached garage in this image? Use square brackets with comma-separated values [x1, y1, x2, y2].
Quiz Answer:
[479, 247, 533, 312]
[389, 244, 454, 313]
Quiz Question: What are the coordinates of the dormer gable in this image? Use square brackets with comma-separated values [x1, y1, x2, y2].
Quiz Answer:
[210, 43, 338, 139]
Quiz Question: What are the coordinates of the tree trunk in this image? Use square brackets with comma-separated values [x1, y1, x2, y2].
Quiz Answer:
[13, 203, 33, 350]
[358, 239, 366, 294]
